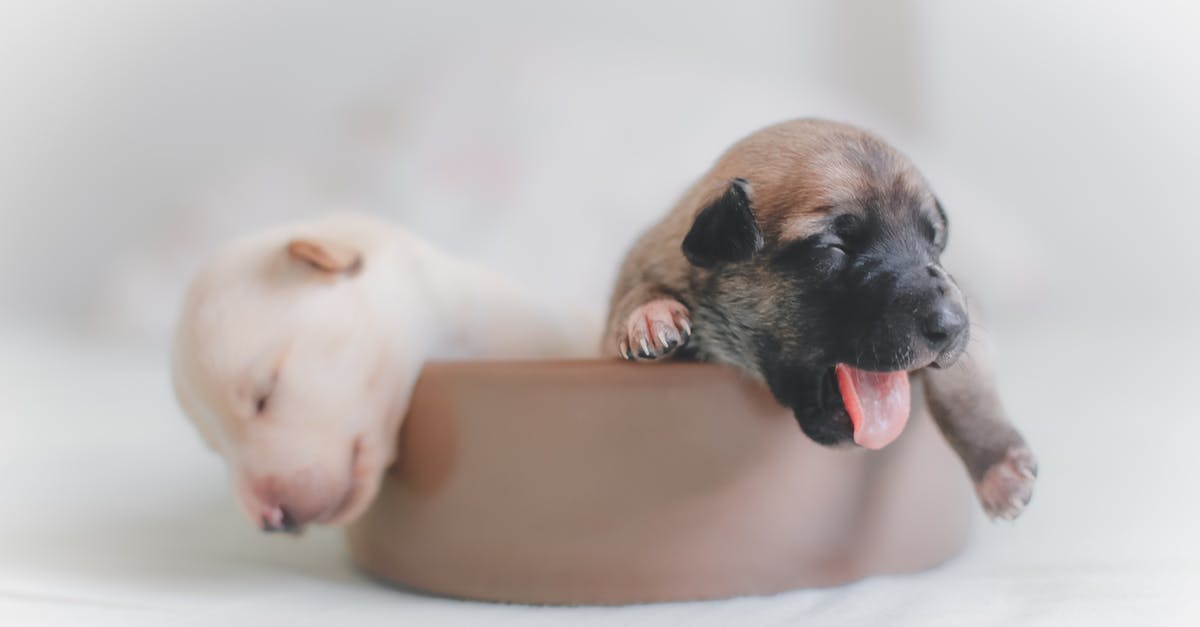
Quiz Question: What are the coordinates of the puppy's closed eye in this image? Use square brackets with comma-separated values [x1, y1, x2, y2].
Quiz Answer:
[250, 369, 279, 417]
[254, 390, 271, 415]
[244, 349, 288, 418]
[832, 214, 864, 240]
[774, 235, 850, 275]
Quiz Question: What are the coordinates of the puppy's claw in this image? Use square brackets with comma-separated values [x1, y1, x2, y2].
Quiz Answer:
[651, 321, 682, 355]
[616, 298, 692, 362]
[619, 340, 633, 361]
[975, 446, 1037, 521]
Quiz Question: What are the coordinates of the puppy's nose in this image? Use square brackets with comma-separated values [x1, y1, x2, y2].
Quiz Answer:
[921, 303, 967, 350]
[260, 506, 300, 534]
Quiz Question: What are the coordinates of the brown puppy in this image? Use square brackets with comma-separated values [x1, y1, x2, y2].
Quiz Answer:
[606, 119, 1036, 520]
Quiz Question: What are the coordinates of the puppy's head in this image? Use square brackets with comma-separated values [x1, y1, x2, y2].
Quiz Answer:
[682, 119, 968, 449]
[172, 221, 416, 532]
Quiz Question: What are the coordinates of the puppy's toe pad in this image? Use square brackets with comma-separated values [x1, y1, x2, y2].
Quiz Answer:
[976, 446, 1037, 521]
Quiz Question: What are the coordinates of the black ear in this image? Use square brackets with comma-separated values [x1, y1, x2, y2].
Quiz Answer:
[931, 196, 950, 250]
[933, 196, 949, 231]
[681, 178, 764, 268]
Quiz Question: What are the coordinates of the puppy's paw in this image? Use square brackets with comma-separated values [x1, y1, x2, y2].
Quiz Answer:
[975, 446, 1038, 521]
[617, 299, 691, 361]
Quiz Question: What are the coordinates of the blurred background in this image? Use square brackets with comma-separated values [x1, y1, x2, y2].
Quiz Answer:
[1, 1, 1198, 624]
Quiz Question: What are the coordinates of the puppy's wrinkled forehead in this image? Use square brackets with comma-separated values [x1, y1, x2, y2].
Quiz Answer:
[715, 122, 936, 243]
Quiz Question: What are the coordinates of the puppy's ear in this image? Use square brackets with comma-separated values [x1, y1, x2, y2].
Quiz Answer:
[681, 178, 763, 268]
[286, 238, 363, 275]
[932, 196, 950, 250]
[933, 196, 949, 231]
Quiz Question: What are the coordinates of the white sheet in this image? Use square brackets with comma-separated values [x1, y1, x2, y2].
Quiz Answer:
[2, 316, 1197, 626]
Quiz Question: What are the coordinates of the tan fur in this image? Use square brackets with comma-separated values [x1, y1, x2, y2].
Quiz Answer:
[286, 238, 363, 274]
[607, 119, 935, 348]
[606, 118, 1036, 520]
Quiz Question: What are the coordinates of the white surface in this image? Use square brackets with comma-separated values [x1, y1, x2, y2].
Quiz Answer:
[3, 2, 1199, 624]
[2, 314, 1197, 627]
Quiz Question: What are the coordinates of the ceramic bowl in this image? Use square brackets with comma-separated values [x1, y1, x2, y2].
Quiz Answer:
[346, 361, 971, 604]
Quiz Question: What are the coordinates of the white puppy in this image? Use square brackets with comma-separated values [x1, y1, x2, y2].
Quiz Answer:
[172, 213, 597, 532]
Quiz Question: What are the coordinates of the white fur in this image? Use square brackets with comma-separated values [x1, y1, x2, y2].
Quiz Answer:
[172, 213, 598, 529]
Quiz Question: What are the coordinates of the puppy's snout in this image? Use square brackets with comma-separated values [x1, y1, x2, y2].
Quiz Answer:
[242, 457, 359, 532]
[260, 506, 299, 534]
[250, 479, 311, 533]
[920, 303, 967, 350]
[914, 262, 967, 353]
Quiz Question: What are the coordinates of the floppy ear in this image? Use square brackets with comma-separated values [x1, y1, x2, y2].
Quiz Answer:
[681, 178, 764, 268]
[933, 196, 949, 231]
[286, 238, 363, 275]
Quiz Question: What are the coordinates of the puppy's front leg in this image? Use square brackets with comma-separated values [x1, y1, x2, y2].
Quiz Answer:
[921, 341, 1037, 521]
[606, 284, 692, 361]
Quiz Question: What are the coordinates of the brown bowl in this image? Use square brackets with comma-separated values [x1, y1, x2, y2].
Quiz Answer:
[345, 361, 972, 605]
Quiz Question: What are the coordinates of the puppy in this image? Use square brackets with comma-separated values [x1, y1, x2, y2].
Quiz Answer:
[173, 213, 596, 532]
[606, 119, 1036, 520]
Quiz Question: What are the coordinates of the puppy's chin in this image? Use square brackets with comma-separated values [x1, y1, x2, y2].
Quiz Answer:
[775, 363, 924, 449]
[765, 365, 855, 446]
[321, 478, 375, 526]
[325, 464, 396, 527]
[930, 333, 970, 369]
[793, 405, 856, 447]
[321, 438, 389, 526]
[790, 367, 856, 446]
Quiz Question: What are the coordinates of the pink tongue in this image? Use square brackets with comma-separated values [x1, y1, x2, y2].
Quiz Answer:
[834, 364, 911, 450]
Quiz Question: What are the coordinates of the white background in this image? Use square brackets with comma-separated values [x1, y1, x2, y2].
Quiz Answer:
[1, 1, 1198, 624]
